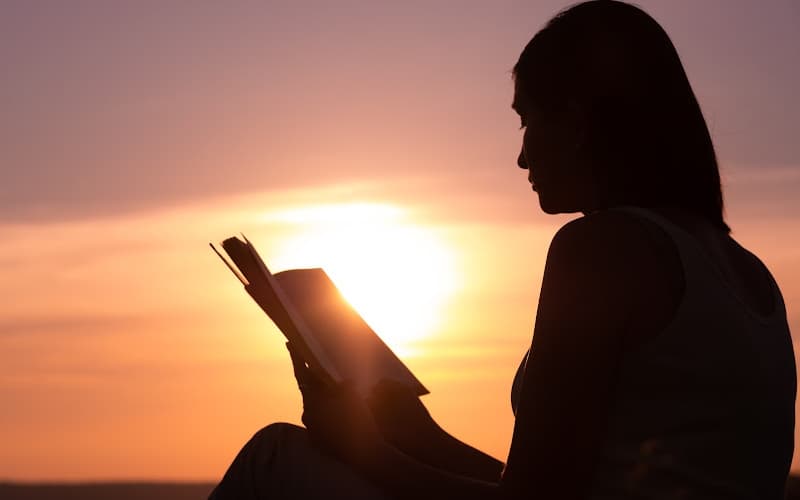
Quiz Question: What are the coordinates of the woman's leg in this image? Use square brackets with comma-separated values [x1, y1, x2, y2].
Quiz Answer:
[209, 422, 387, 500]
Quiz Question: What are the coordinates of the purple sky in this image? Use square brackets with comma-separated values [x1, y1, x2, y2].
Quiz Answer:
[1, 0, 798, 223]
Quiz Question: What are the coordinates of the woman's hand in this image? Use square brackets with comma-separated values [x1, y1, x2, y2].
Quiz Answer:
[286, 342, 384, 466]
[303, 381, 384, 465]
[366, 379, 445, 456]
[369, 378, 504, 481]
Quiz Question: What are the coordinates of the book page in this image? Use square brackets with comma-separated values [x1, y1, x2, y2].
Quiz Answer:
[274, 268, 428, 397]
[215, 237, 341, 384]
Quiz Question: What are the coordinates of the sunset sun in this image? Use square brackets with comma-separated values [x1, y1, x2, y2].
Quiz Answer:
[263, 202, 459, 354]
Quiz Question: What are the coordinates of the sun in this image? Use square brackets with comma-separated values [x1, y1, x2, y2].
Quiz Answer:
[263, 202, 459, 355]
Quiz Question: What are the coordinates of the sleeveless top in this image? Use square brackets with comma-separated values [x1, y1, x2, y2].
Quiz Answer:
[510, 207, 796, 499]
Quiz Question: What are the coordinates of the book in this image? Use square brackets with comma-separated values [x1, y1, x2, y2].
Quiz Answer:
[211, 235, 428, 397]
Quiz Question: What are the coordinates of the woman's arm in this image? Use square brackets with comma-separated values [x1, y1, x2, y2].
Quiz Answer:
[301, 381, 501, 500]
[367, 380, 504, 482]
[287, 343, 504, 483]
[417, 426, 504, 482]
[502, 211, 677, 498]
[359, 438, 500, 500]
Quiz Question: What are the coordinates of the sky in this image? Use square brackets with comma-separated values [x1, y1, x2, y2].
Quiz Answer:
[1, 0, 799, 482]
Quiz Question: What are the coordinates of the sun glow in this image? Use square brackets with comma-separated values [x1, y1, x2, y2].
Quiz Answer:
[263, 202, 459, 354]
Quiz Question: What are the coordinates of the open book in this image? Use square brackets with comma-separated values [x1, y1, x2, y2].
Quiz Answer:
[211, 235, 428, 397]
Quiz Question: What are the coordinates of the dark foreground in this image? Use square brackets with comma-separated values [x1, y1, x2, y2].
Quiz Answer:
[0, 482, 216, 500]
[2, 478, 800, 499]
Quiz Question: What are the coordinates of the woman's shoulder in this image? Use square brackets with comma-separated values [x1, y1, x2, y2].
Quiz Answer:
[547, 209, 684, 344]
[549, 209, 683, 296]
[549, 209, 679, 268]
[571, 207, 778, 319]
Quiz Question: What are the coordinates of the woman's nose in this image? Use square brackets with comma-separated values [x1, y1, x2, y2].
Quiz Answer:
[517, 150, 528, 170]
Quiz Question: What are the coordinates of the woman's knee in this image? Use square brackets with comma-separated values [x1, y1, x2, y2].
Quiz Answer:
[249, 422, 304, 447]
[243, 422, 309, 459]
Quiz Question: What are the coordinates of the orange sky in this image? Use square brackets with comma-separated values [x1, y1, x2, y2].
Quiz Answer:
[1, 0, 798, 481]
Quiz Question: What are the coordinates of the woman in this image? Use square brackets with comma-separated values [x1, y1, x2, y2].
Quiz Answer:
[210, 1, 795, 498]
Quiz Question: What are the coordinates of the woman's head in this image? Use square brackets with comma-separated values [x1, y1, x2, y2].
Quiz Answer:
[513, 0, 729, 232]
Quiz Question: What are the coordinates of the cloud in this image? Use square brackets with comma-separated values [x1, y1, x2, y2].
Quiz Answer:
[723, 164, 800, 222]
[0, 314, 145, 338]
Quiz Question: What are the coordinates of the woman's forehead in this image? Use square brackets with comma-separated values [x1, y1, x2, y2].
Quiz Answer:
[512, 80, 539, 114]
[511, 79, 526, 112]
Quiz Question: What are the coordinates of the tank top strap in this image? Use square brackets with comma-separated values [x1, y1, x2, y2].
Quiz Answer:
[606, 206, 705, 279]
[608, 206, 784, 323]
[607, 206, 690, 245]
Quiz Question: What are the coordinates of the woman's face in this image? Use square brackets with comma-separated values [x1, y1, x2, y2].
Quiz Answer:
[513, 80, 595, 214]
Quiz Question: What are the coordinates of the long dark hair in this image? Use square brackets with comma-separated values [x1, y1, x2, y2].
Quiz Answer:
[513, 0, 730, 233]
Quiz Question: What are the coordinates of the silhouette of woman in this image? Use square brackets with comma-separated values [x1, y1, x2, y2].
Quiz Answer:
[209, 1, 795, 498]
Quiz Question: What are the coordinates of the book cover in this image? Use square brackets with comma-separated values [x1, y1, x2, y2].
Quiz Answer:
[211, 235, 428, 397]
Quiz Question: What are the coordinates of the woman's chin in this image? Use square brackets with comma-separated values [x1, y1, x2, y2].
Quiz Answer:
[536, 191, 559, 214]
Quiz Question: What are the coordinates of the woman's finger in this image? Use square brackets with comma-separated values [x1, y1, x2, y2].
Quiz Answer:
[285, 342, 310, 389]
